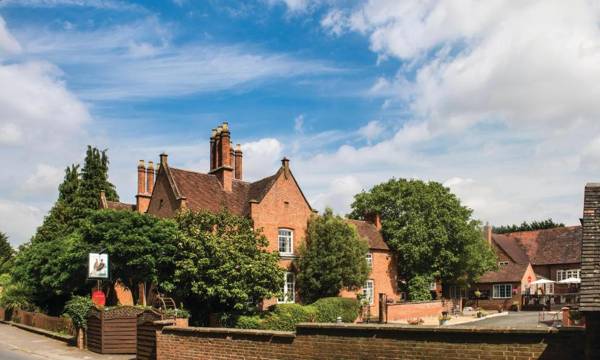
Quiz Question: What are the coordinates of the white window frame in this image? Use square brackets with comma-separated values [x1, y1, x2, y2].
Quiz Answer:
[278, 272, 295, 304]
[492, 284, 513, 299]
[278, 228, 294, 256]
[498, 261, 509, 267]
[366, 252, 373, 269]
[363, 280, 374, 305]
[557, 269, 581, 281]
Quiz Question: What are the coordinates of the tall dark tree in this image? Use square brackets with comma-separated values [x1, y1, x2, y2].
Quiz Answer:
[0, 231, 14, 274]
[296, 208, 370, 304]
[493, 219, 565, 234]
[349, 178, 497, 300]
[73, 146, 118, 218]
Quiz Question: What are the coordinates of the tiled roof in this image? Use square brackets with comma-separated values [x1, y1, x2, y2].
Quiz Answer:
[492, 226, 581, 266]
[169, 167, 281, 216]
[106, 200, 136, 211]
[346, 219, 389, 250]
[478, 262, 529, 283]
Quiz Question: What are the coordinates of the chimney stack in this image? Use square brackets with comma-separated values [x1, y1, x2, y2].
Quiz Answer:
[234, 144, 243, 180]
[483, 223, 493, 246]
[209, 122, 234, 192]
[136, 160, 152, 213]
[147, 161, 155, 194]
[365, 212, 382, 231]
[210, 129, 217, 171]
[137, 160, 146, 194]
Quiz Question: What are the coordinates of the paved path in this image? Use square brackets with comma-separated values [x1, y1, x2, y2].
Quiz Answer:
[0, 323, 133, 360]
[452, 311, 553, 328]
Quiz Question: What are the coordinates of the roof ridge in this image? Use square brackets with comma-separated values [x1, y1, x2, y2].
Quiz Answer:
[496, 225, 581, 236]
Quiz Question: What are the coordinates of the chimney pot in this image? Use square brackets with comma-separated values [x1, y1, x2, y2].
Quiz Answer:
[160, 153, 168, 166]
[234, 144, 243, 180]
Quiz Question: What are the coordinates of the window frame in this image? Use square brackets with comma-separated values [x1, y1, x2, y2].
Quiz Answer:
[278, 272, 296, 304]
[366, 252, 373, 269]
[492, 284, 513, 299]
[498, 261, 509, 267]
[278, 228, 294, 256]
[363, 280, 374, 305]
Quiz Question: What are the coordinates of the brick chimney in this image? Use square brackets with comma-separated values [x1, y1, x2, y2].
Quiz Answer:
[365, 212, 382, 231]
[147, 161, 155, 194]
[483, 223, 493, 246]
[210, 128, 217, 171]
[234, 144, 243, 180]
[136, 160, 151, 213]
[209, 122, 234, 192]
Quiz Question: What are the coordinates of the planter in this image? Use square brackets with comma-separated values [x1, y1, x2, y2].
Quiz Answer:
[175, 318, 189, 327]
[439, 319, 449, 326]
[86, 306, 143, 354]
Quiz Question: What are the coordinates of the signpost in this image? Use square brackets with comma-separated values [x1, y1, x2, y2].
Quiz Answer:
[88, 253, 109, 307]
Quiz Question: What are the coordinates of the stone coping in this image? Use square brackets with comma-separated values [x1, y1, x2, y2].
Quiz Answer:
[162, 326, 296, 338]
[295, 322, 585, 334]
[0, 320, 74, 343]
[387, 299, 443, 305]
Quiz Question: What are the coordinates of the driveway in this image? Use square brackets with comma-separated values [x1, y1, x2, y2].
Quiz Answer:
[452, 311, 553, 328]
[0, 323, 132, 360]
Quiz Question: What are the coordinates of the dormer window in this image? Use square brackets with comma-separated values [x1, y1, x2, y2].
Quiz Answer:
[278, 228, 293, 255]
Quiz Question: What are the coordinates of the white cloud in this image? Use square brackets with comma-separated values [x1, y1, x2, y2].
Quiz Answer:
[242, 138, 284, 180]
[358, 120, 383, 143]
[0, 123, 22, 145]
[294, 114, 304, 133]
[0, 17, 22, 54]
[22, 164, 64, 193]
[0, 199, 44, 247]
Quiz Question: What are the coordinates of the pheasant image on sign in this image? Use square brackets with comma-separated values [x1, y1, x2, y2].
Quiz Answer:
[88, 253, 109, 279]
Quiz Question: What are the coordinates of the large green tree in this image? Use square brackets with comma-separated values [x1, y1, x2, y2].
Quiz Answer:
[296, 208, 370, 304]
[493, 218, 565, 234]
[79, 210, 180, 304]
[163, 210, 283, 324]
[349, 178, 496, 300]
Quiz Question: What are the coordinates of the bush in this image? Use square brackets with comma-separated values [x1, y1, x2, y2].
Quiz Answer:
[163, 308, 190, 319]
[63, 296, 94, 330]
[312, 297, 360, 323]
[407, 275, 432, 301]
[261, 304, 317, 331]
[235, 315, 263, 329]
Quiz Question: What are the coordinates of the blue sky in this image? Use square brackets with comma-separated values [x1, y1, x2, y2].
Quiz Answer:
[2, 0, 600, 246]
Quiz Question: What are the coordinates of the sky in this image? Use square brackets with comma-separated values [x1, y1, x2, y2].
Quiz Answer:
[1, 0, 600, 247]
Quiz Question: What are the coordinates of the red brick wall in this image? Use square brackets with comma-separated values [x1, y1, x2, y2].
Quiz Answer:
[340, 250, 400, 318]
[155, 323, 584, 360]
[386, 300, 450, 321]
[146, 169, 180, 217]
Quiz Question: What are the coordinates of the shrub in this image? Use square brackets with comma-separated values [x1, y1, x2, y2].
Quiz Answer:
[235, 315, 263, 329]
[407, 275, 432, 301]
[163, 308, 190, 319]
[63, 296, 94, 330]
[261, 304, 317, 331]
[312, 297, 360, 323]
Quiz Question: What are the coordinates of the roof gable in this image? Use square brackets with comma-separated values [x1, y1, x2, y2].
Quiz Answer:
[347, 219, 389, 250]
[478, 262, 531, 283]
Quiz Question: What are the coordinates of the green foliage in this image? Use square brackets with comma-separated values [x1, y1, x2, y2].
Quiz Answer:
[0, 274, 34, 311]
[63, 296, 94, 330]
[262, 303, 317, 331]
[235, 315, 263, 329]
[163, 210, 284, 321]
[163, 308, 190, 319]
[79, 210, 179, 304]
[407, 275, 432, 301]
[296, 208, 369, 304]
[312, 297, 360, 323]
[0, 232, 14, 274]
[493, 219, 565, 234]
[349, 178, 497, 297]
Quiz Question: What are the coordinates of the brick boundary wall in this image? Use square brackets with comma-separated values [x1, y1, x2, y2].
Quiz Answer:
[386, 300, 451, 321]
[155, 323, 584, 360]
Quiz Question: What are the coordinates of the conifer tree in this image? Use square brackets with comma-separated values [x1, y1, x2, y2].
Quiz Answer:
[73, 146, 118, 217]
[0, 231, 14, 274]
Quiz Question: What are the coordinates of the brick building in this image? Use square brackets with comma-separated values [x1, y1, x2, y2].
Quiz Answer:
[102, 122, 400, 314]
[465, 225, 582, 310]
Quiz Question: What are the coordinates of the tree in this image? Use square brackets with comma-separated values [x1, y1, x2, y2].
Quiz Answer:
[296, 208, 369, 304]
[72, 146, 118, 219]
[0, 232, 14, 274]
[493, 218, 565, 234]
[78, 210, 180, 305]
[349, 178, 496, 299]
[162, 210, 283, 323]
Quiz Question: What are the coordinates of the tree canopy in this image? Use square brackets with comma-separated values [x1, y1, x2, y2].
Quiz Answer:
[162, 210, 284, 323]
[349, 178, 496, 299]
[0, 231, 14, 274]
[493, 218, 565, 234]
[296, 208, 370, 304]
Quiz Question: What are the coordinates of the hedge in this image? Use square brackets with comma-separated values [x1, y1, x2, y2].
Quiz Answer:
[312, 297, 360, 323]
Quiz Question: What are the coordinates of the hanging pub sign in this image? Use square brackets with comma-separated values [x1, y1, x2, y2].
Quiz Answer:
[88, 253, 109, 280]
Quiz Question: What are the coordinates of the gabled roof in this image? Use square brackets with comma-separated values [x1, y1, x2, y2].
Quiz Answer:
[492, 226, 581, 266]
[166, 165, 311, 216]
[106, 201, 136, 211]
[347, 219, 389, 251]
[478, 262, 530, 284]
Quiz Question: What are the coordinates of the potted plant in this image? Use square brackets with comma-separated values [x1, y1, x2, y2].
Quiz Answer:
[476, 310, 487, 318]
[163, 307, 190, 327]
[438, 311, 451, 326]
[474, 290, 481, 309]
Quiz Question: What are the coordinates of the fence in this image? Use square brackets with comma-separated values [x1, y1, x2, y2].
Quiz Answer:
[9, 308, 74, 335]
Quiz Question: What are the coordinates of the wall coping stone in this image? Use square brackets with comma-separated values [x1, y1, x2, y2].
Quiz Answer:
[295, 322, 584, 335]
[162, 326, 296, 339]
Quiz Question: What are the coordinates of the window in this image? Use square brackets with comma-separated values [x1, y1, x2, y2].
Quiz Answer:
[492, 284, 513, 299]
[498, 261, 509, 267]
[278, 229, 293, 255]
[366, 253, 373, 268]
[557, 269, 581, 281]
[278, 272, 295, 303]
[363, 280, 374, 305]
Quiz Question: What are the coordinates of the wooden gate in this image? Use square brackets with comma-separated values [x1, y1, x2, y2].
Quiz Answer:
[86, 306, 143, 354]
